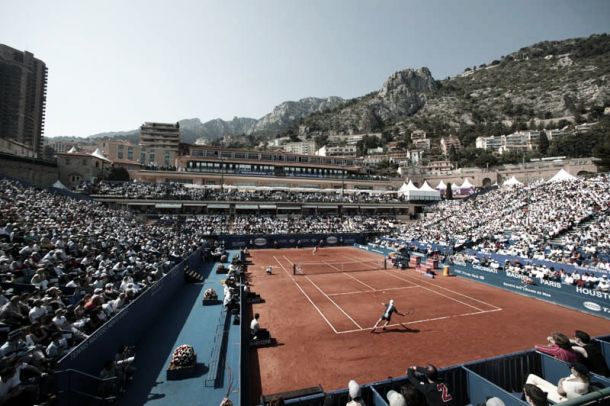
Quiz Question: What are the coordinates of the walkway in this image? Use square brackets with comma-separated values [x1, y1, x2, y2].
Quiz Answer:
[119, 251, 242, 406]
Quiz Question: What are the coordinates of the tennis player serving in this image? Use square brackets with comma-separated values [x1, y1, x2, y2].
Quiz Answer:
[371, 299, 405, 333]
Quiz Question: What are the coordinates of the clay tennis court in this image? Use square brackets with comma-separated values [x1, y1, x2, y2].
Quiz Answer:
[247, 247, 610, 399]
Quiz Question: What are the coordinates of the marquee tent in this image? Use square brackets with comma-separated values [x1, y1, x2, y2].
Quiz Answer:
[52, 180, 68, 190]
[503, 176, 523, 187]
[435, 180, 447, 190]
[457, 178, 475, 195]
[419, 181, 441, 201]
[548, 168, 577, 183]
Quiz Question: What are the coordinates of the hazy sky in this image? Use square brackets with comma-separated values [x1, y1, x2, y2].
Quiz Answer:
[1, 0, 609, 137]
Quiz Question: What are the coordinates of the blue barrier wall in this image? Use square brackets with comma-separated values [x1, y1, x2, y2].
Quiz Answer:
[449, 261, 610, 319]
[464, 368, 526, 406]
[56, 248, 203, 377]
[353, 243, 395, 257]
[220, 233, 368, 249]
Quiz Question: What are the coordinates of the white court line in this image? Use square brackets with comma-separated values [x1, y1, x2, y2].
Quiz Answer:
[328, 285, 419, 297]
[272, 256, 339, 334]
[382, 270, 484, 312]
[305, 275, 363, 330]
[337, 308, 503, 334]
[341, 271, 376, 291]
[341, 252, 502, 311]
[385, 268, 503, 311]
[321, 260, 343, 272]
[282, 255, 295, 266]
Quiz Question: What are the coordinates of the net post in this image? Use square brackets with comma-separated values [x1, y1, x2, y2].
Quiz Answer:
[384, 258, 387, 269]
[293, 263, 296, 275]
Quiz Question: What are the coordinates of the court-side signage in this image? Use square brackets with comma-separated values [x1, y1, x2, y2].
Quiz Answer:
[451, 263, 610, 319]
[326, 236, 338, 245]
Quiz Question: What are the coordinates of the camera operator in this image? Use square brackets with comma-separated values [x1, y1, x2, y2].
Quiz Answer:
[114, 345, 136, 392]
[406, 364, 454, 406]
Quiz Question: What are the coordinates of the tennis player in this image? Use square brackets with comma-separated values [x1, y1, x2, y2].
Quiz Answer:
[371, 299, 405, 333]
[266, 265, 273, 275]
[312, 245, 318, 255]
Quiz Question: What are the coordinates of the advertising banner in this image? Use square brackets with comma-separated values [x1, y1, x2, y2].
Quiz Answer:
[450, 262, 610, 320]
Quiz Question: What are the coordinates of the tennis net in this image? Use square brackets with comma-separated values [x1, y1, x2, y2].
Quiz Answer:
[293, 259, 387, 276]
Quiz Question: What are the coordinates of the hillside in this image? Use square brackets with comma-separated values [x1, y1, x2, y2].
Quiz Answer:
[298, 34, 610, 147]
[68, 33, 610, 159]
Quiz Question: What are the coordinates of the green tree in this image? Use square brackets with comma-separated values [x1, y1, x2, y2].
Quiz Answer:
[538, 132, 549, 155]
[43, 145, 56, 160]
[107, 167, 130, 181]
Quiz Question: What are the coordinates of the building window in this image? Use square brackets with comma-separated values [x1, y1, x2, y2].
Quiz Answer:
[95, 161, 99, 168]
[118, 152, 124, 159]
[82, 159, 87, 166]
[65, 158, 70, 165]
[127, 149, 133, 160]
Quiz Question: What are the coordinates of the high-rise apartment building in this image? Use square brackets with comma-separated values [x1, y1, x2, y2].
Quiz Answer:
[139, 122, 180, 168]
[0, 44, 47, 157]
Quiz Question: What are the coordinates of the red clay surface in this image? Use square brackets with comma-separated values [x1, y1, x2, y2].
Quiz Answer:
[247, 247, 610, 399]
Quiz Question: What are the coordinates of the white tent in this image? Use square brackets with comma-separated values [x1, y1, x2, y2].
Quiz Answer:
[503, 176, 523, 187]
[399, 180, 440, 201]
[419, 181, 441, 201]
[52, 180, 68, 190]
[436, 180, 447, 190]
[398, 180, 419, 197]
[548, 168, 577, 183]
[460, 178, 475, 189]
[67, 146, 78, 154]
[91, 148, 112, 162]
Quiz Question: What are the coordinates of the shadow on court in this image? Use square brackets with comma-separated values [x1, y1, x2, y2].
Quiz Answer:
[372, 325, 420, 334]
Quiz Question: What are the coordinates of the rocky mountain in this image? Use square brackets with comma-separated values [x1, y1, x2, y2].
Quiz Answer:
[76, 33, 610, 150]
[178, 117, 257, 144]
[299, 34, 610, 146]
[250, 96, 345, 135]
[80, 97, 345, 143]
[300, 68, 438, 134]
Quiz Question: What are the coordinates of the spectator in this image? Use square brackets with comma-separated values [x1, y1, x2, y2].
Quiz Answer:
[386, 389, 406, 406]
[525, 362, 590, 403]
[346, 379, 365, 406]
[597, 275, 610, 292]
[535, 332, 581, 363]
[522, 383, 547, 406]
[571, 330, 610, 377]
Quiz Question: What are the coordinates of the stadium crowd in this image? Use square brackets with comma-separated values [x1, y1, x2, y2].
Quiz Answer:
[159, 214, 399, 235]
[0, 179, 210, 404]
[86, 181, 405, 203]
[0, 176, 409, 403]
[387, 174, 610, 270]
[450, 252, 610, 292]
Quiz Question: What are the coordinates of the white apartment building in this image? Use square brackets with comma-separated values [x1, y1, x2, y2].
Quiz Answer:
[327, 133, 381, 145]
[283, 141, 316, 155]
[316, 144, 357, 156]
[476, 131, 540, 154]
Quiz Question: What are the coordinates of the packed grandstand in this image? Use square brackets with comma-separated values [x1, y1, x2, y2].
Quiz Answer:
[0, 172, 609, 405]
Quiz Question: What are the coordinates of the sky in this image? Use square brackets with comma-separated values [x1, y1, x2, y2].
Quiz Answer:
[1, 0, 609, 137]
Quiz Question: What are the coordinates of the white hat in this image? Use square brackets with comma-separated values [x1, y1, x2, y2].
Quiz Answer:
[348, 380, 361, 399]
[387, 390, 406, 406]
[486, 397, 506, 406]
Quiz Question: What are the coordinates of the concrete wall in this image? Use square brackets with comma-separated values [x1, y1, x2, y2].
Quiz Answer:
[0, 153, 58, 187]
